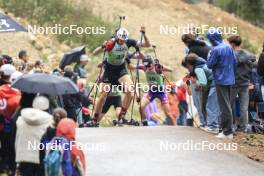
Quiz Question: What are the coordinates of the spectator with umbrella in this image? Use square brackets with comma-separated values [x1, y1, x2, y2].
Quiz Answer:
[74, 54, 90, 78]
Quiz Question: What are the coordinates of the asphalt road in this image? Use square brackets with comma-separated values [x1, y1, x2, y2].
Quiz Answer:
[77, 126, 264, 176]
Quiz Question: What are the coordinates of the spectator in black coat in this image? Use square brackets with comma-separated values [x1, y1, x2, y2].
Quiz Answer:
[257, 42, 264, 101]
[181, 33, 211, 60]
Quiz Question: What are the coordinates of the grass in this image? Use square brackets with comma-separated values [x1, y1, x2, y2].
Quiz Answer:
[0, 0, 114, 51]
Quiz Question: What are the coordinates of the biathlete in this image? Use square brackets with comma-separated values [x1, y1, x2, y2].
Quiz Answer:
[98, 87, 122, 122]
[130, 54, 176, 126]
[90, 27, 150, 126]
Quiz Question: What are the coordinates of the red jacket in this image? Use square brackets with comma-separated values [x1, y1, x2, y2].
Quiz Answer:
[0, 84, 21, 119]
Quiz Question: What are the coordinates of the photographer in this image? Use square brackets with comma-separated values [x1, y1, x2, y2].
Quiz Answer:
[183, 53, 220, 133]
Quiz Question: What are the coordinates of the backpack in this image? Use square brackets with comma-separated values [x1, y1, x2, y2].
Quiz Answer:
[44, 136, 73, 176]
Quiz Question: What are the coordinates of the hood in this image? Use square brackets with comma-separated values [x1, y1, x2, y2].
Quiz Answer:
[206, 28, 223, 46]
[236, 49, 256, 62]
[20, 108, 53, 126]
[56, 118, 76, 141]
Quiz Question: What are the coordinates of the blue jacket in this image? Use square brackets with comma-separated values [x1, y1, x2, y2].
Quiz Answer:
[206, 28, 236, 86]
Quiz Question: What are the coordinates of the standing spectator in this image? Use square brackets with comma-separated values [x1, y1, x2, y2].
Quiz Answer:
[0, 64, 16, 86]
[39, 108, 67, 174]
[181, 34, 210, 128]
[167, 83, 180, 125]
[18, 50, 28, 72]
[181, 33, 211, 60]
[15, 96, 52, 176]
[228, 35, 256, 132]
[184, 53, 220, 133]
[74, 54, 90, 78]
[206, 27, 236, 139]
[176, 78, 191, 126]
[0, 65, 21, 175]
[28, 60, 45, 74]
[257, 42, 264, 100]
[56, 118, 86, 175]
[62, 70, 82, 124]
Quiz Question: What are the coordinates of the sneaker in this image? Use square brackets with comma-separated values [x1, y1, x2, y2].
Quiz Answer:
[142, 120, 148, 126]
[215, 132, 233, 139]
[215, 132, 226, 139]
[204, 127, 219, 134]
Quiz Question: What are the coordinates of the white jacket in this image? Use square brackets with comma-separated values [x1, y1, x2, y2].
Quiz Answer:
[15, 108, 53, 164]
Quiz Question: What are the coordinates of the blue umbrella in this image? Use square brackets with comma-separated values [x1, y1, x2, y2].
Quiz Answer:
[12, 73, 79, 95]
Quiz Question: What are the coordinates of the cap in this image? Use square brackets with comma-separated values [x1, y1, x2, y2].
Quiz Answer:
[10, 71, 23, 82]
[80, 54, 90, 62]
[0, 64, 16, 76]
[32, 96, 50, 111]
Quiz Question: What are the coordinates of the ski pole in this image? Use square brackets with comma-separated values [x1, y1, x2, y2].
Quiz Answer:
[130, 32, 144, 122]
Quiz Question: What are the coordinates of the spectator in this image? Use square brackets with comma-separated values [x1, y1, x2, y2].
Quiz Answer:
[18, 50, 28, 71]
[167, 83, 180, 125]
[184, 53, 220, 133]
[0, 67, 21, 175]
[181, 33, 211, 60]
[15, 96, 53, 176]
[0, 64, 16, 86]
[28, 60, 45, 74]
[74, 54, 90, 78]
[39, 108, 67, 174]
[56, 118, 86, 175]
[62, 70, 82, 124]
[228, 35, 256, 132]
[176, 78, 191, 126]
[182, 58, 206, 127]
[206, 27, 236, 139]
[257, 42, 264, 100]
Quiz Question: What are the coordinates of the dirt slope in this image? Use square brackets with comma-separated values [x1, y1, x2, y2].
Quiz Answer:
[83, 0, 264, 79]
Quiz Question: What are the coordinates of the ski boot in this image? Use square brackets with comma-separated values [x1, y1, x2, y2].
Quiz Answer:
[113, 117, 129, 126]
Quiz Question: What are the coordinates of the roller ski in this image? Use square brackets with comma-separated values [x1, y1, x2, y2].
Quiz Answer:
[112, 117, 128, 126]
[127, 119, 140, 126]
[80, 119, 99, 128]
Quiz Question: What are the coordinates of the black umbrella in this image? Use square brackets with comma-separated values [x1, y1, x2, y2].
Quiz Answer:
[59, 46, 86, 70]
[12, 73, 79, 96]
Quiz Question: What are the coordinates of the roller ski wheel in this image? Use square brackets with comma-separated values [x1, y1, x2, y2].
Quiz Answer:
[113, 117, 129, 126]
[83, 120, 99, 128]
[128, 119, 140, 126]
